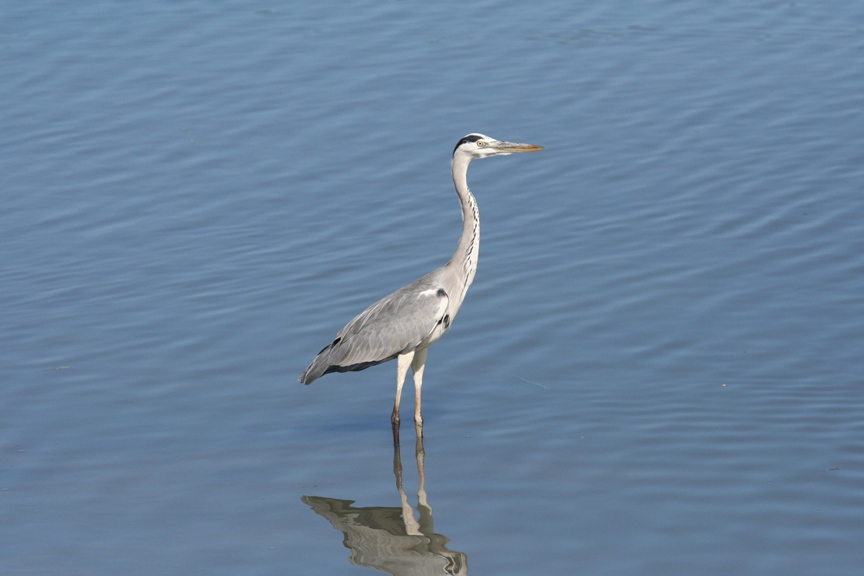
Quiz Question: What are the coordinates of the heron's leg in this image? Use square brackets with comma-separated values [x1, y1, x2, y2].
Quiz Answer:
[392, 350, 414, 429]
[411, 347, 428, 430]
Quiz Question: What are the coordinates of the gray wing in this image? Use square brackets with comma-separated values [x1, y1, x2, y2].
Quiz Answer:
[299, 279, 450, 384]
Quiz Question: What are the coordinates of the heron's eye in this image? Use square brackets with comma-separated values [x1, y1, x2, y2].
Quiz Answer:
[476, 141, 485, 147]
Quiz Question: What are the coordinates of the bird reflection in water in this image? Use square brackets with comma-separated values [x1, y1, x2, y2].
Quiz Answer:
[302, 433, 468, 575]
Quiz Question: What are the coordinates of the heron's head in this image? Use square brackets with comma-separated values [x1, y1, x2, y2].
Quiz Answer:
[453, 133, 544, 160]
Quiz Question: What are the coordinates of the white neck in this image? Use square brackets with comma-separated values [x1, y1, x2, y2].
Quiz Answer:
[448, 152, 480, 307]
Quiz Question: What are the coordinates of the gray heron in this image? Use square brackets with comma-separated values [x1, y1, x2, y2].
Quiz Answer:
[299, 133, 543, 433]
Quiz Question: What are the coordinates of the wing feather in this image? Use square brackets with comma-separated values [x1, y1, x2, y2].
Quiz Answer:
[299, 278, 450, 384]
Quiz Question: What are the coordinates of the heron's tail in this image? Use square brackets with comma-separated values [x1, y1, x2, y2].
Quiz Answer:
[299, 364, 327, 385]
[299, 335, 393, 384]
[299, 341, 335, 384]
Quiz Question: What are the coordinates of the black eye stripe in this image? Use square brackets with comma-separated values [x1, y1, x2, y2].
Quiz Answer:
[453, 134, 483, 155]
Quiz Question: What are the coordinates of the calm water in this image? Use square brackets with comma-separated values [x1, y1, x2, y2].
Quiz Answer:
[2, 1, 863, 575]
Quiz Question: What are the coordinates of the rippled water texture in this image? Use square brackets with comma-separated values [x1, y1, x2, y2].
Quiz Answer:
[2, 2, 863, 575]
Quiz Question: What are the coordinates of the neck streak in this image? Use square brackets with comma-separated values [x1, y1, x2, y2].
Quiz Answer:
[449, 153, 480, 306]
